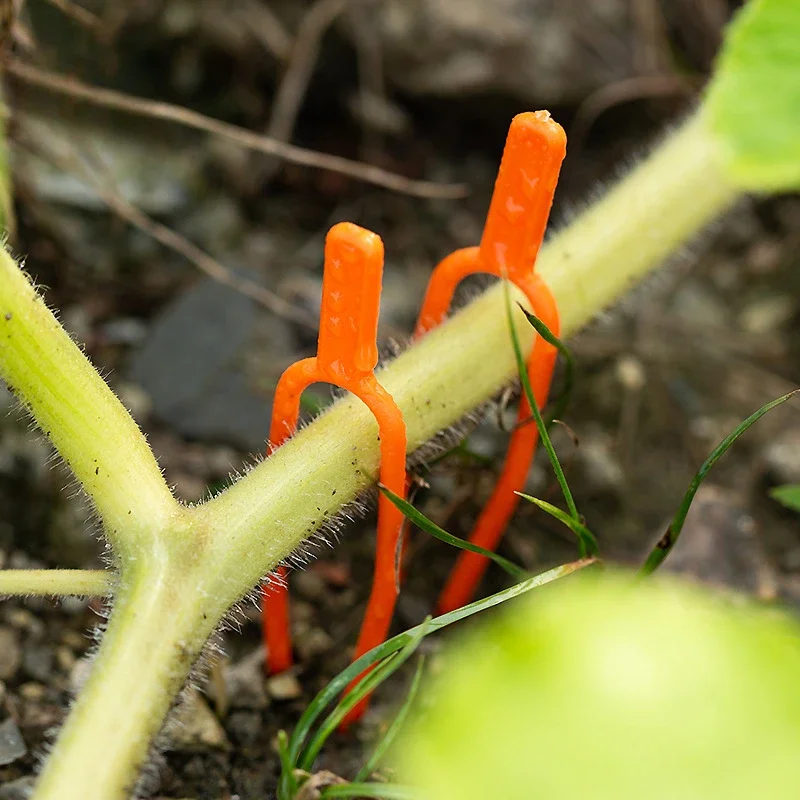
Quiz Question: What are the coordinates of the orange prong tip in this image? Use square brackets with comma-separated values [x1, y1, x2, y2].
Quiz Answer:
[479, 111, 566, 282]
[414, 111, 565, 339]
[317, 221, 384, 382]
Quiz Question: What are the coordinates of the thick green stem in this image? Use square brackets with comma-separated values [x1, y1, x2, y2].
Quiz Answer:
[0, 249, 179, 547]
[201, 111, 739, 560]
[34, 549, 216, 800]
[11, 109, 739, 799]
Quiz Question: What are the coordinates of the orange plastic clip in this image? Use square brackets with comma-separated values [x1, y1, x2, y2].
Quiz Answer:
[262, 222, 408, 719]
[414, 111, 567, 614]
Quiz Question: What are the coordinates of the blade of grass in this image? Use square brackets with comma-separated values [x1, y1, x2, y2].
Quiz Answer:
[380, 485, 528, 580]
[503, 282, 581, 524]
[640, 389, 799, 576]
[276, 730, 299, 800]
[517, 303, 575, 427]
[298, 621, 430, 771]
[355, 656, 426, 783]
[320, 783, 418, 799]
[284, 558, 595, 770]
[516, 492, 598, 558]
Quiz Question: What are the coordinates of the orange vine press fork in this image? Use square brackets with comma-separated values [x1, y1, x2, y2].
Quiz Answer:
[415, 111, 567, 614]
[262, 221, 407, 720]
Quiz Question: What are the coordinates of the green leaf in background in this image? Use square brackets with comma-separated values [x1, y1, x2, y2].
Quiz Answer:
[398, 571, 800, 800]
[770, 484, 800, 513]
[705, 0, 800, 191]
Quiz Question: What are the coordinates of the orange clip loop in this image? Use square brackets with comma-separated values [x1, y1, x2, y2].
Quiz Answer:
[414, 111, 567, 614]
[262, 222, 408, 722]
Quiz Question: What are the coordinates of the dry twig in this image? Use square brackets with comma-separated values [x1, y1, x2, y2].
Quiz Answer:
[8, 59, 467, 199]
[17, 123, 316, 328]
[265, 0, 348, 156]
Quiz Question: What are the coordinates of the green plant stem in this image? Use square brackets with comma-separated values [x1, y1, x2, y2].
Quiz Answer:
[0, 249, 179, 549]
[2, 110, 738, 800]
[33, 554, 216, 800]
[201, 111, 738, 548]
[0, 569, 113, 596]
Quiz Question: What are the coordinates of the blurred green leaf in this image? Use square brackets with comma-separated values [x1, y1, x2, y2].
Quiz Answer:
[770, 484, 800, 513]
[705, 0, 800, 190]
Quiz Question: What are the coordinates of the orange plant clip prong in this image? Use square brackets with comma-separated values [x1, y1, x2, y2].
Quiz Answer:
[412, 111, 567, 614]
[262, 223, 408, 725]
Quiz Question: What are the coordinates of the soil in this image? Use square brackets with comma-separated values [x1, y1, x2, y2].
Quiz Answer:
[2, 2, 800, 798]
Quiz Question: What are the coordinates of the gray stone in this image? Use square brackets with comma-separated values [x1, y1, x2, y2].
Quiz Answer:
[164, 689, 229, 751]
[0, 718, 27, 767]
[659, 485, 778, 600]
[340, 0, 633, 104]
[22, 644, 54, 683]
[129, 278, 276, 450]
[763, 429, 800, 486]
[223, 647, 270, 710]
[0, 777, 35, 800]
[0, 627, 21, 681]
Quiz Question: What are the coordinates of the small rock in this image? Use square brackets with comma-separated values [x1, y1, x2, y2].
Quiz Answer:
[738, 295, 795, 335]
[55, 646, 76, 673]
[293, 570, 327, 601]
[0, 627, 22, 680]
[224, 647, 269, 710]
[5, 609, 45, 639]
[18, 683, 46, 702]
[266, 671, 302, 701]
[745, 239, 783, 275]
[165, 690, 229, 752]
[295, 626, 334, 661]
[763, 429, 800, 486]
[129, 278, 279, 450]
[0, 718, 27, 766]
[670, 281, 729, 330]
[227, 710, 263, 749]
[658, 484, 778, 600]
[340, 0, 633, 104]
[0, 776, 36, 800]
[23, 644, 54, 682]
[575, 426, 625, 495]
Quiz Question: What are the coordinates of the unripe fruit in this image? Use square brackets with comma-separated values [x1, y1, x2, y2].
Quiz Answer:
[400, 571, 800, 800]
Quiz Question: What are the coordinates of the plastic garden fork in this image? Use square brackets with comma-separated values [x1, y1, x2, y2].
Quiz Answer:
[262, 222, 408, 710]
[414, 111, 567, 614]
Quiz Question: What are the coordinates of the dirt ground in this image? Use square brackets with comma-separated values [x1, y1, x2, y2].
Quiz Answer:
[2, 1, 800, 798]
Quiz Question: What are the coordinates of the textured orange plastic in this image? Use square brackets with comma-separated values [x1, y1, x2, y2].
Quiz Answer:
[262, 222, 407, 723]
[414, 111, 566, 613]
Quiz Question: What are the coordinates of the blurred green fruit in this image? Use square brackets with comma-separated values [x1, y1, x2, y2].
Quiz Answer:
[400, 571, 800, 800]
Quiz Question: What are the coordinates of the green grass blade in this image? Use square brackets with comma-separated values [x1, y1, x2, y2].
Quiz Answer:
[380, 485, 529, 580]
[355, 656, 427, 783]
[298, 622, 430, 771]
[320, 783, 418, 799]
[517, 303, 575, 427]
[516, 492, 598, 558]
[640, 389, 799, 576]
[284, 558, 595, 769]
[502, 282, 581, 524]
[276, 729, 298, 800]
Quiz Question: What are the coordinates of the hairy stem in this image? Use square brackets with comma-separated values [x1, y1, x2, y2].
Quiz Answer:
[34, 551, 216, 800]
[0, 249, 180, 548]
[202, 111, 738, 554]
[0, 569, 113, 596]
[16, 109, 739, 799]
